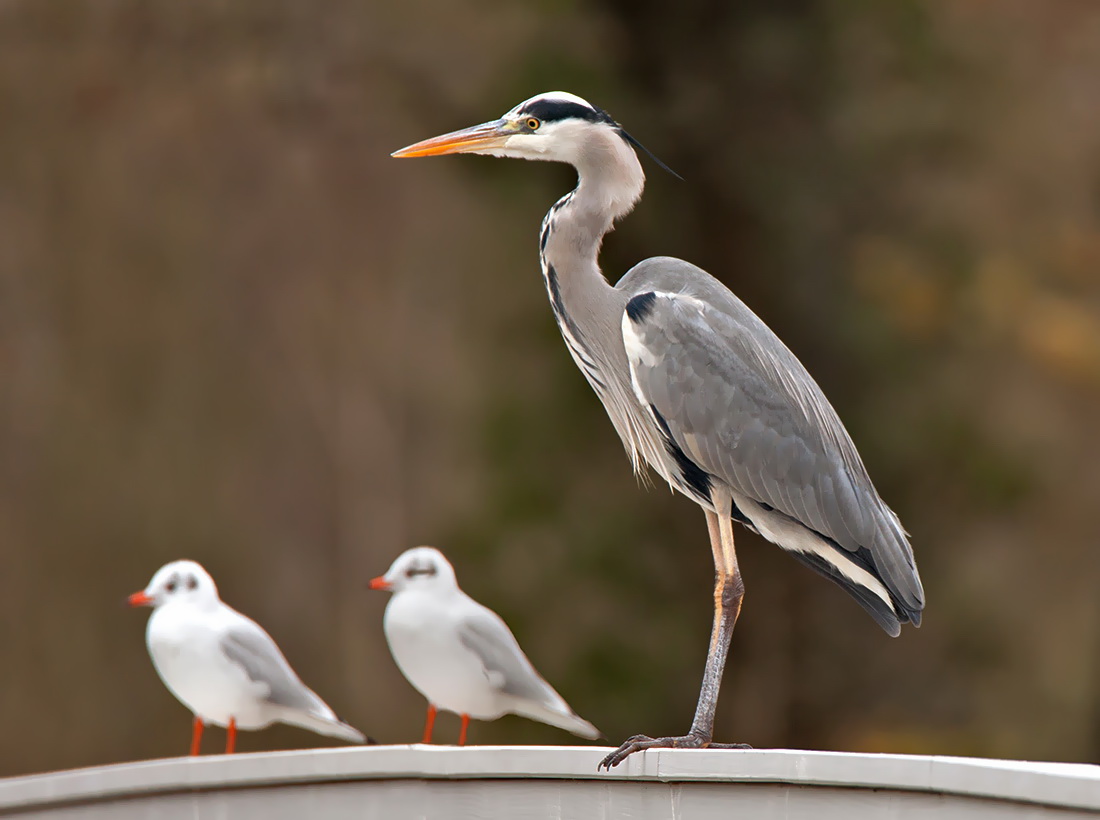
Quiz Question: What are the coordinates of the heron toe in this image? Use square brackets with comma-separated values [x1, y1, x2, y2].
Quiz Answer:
[598, 732, 753, 770]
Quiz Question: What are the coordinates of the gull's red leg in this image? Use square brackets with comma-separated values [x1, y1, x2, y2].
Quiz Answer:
[458, 714, 469, 747]
[190, 716, 204, 757]
[422, 704, 437, 744]
[225, 717, 237, 755]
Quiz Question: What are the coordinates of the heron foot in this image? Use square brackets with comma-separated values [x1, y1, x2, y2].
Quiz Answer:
[598, 731, 752, 770]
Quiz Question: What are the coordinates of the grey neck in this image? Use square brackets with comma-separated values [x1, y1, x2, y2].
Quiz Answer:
[536, 134, 646, 379]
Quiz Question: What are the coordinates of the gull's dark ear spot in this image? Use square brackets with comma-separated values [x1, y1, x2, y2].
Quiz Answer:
[406, 562, 439, 578]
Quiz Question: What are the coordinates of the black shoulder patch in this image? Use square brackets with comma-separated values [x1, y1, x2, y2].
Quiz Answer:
[520, 98, 614, 126]
[625, 291, 658, 323]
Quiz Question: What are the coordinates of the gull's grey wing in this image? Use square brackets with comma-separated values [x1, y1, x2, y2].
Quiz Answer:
[457, 604, 559, 705]
[220, 618, 326, 714]
[618, 259, 924, 617]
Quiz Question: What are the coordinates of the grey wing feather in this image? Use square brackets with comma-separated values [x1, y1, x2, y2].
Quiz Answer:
[619, 258, 924, 612]
[221, 620, 326, 714]
[457, 605, 559, 705]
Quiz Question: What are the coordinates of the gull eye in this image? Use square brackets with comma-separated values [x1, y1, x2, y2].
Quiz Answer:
[526, 117, 540, 131]
[165, 580, 177, 593]
[186, 575, 198, 590]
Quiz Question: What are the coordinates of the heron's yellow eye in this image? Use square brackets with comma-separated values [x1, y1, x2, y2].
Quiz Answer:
[526, 118, 540, 130]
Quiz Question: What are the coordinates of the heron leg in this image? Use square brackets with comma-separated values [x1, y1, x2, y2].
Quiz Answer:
[599, 502, 751, 770]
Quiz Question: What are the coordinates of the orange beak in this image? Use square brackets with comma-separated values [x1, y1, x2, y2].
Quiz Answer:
[368, 576, 392, 591]
[391, 120, 511, 159]
[128, 591, 153, 607]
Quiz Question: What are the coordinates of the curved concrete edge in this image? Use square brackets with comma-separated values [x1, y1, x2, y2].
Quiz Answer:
[0, 746, 1097, 813]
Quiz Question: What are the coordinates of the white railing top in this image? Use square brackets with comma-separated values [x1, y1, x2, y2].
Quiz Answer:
[1, 746, 1097, 815]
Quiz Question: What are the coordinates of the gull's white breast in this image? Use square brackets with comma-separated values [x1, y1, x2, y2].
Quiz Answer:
[146, 604, 272, 729]
[383, 591, 504, 719]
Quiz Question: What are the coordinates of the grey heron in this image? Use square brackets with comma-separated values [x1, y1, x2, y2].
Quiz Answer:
[392, 91, 925, 769]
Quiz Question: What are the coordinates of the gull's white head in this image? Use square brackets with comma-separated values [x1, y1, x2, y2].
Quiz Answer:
[128, 560, 220, 610]
[369, 546, 458, 594]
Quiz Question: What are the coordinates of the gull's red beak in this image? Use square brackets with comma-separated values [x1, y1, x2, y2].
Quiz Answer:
[128, 591, 153, 607]
[368, 576, 392, 591]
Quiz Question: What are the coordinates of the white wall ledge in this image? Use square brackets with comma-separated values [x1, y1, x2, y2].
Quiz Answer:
[2, 746, 1098, 818]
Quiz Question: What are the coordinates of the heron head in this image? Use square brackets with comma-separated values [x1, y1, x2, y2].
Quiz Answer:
[128, 560, 219, 609]
[392, 91, 635, 167]
[369, 546, 458, 594]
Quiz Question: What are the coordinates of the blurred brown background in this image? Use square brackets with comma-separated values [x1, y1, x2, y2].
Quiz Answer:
[1, 0, 1099, 776]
